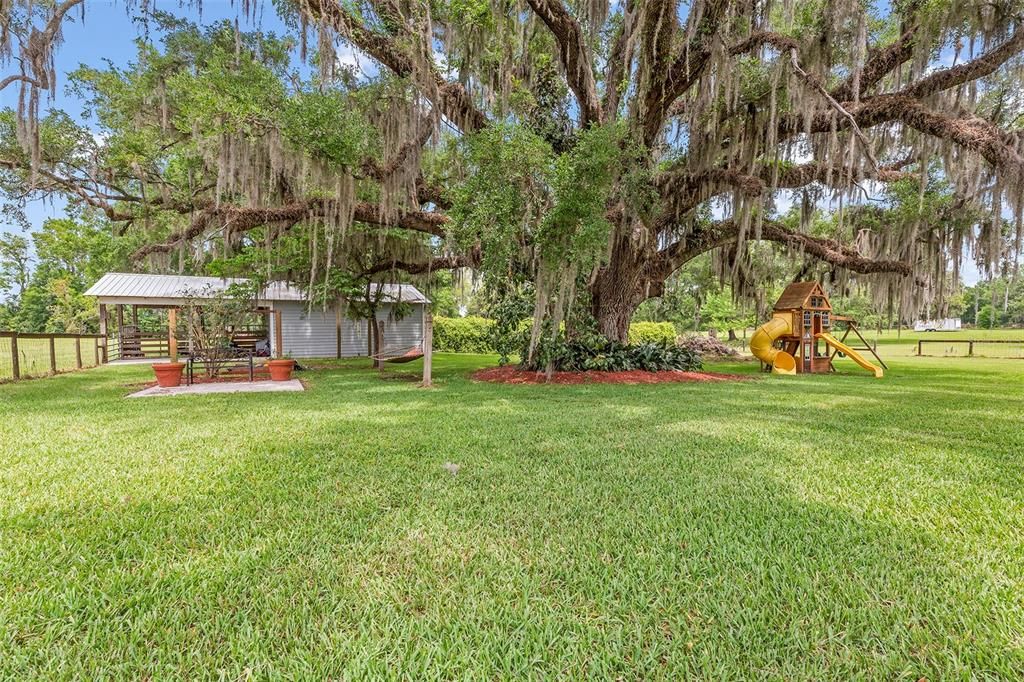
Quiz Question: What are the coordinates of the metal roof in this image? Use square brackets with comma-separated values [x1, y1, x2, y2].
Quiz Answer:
[84, 273, 430, 304]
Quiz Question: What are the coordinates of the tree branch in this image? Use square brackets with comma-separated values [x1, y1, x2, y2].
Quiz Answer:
[758, 220, 915, 277]
[654, 218, 917, 280]
[829, 24, 917, 102]
[900, 25, 1024, 99]
[633, 0, 682, 146]
[299, 0, 487, 132]
[656, 0, 730, 128]
[361, 250, 479, 276]
[655, 160, 913, 216]
[602, 0, 636, 118]
[730, 32, 881, 170]
[360, 121, 435, 181]
[132, 199, 451, 259]
[525, 0, 602, 126]
[775, 95, 1024, 182]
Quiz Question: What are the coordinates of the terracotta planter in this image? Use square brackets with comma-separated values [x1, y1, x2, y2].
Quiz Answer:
[153, 362, 185, 388]
[267, 359, 295, 381]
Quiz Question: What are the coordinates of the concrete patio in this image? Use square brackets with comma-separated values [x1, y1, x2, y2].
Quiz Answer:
[127, 379, 304, 398]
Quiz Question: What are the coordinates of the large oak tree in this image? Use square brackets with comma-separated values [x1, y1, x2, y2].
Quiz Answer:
[2, 0, 1023, 350]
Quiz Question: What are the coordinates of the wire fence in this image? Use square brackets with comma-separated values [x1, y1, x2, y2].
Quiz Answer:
[0, 332, 105, 382]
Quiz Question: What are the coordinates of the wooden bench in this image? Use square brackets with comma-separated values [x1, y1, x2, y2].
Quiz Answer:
[186, 350, 258, 385]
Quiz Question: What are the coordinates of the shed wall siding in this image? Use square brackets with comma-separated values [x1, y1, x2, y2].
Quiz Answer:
[375, 306, 423, 355]
[269, 302, 423, 358]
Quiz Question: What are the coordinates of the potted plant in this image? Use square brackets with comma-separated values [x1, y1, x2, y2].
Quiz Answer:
[267, 356, 295, 381]
[153, 360, 185, 387]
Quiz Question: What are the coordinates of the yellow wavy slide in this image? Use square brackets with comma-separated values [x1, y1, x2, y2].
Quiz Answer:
[749, 314, 797, 375]
[815, 332, 884, 378]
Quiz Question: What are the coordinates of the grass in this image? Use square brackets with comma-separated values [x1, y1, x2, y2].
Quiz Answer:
[1, 347, 1023, 678]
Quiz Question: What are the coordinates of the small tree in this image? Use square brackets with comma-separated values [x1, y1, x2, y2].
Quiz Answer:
[976, 304, 999, 330]
[181, 283, 259, 377]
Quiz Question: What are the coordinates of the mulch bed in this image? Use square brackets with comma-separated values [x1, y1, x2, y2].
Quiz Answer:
[472, 366, 749, 385]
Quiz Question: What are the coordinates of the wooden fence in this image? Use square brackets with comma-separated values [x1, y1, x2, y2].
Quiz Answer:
[107, 332, 175, 361]
[917, 338, 1024, 358]
[0, 332, 106, 381]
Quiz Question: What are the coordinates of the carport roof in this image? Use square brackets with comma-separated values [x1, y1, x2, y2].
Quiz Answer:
[84, 273, 430, 305]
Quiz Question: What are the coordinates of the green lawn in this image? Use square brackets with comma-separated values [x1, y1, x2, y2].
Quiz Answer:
[1, 350, 1023, 678]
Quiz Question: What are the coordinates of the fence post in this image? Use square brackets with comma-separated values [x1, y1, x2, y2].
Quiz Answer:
[93, 337, 100, 366]
[917, 340, 922, 356]
[75, 337, 82, 369]
[422, 312, 433, 388]
[10, 333, 19, 380]
[48, 336, 57, 374]
[969, 341, 974, 357]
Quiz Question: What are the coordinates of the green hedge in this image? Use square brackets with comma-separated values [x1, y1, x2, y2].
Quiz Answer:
[626, 321, 677, 345]
[434, 317, 679, 354]
[433, 316, 496, 353]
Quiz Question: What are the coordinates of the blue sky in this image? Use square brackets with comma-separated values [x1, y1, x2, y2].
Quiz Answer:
[0, 1, 984, 284]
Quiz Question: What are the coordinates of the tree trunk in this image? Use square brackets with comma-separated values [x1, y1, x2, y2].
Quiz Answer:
[588, 238, 674, 343]
[589, 257, 646, 343]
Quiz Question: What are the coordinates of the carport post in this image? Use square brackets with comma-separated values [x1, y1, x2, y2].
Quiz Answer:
[274, 310, 283, 358]
[98, 303, 108, 363]
[116, 304, 124, 351]
[168, 307, 178, 362]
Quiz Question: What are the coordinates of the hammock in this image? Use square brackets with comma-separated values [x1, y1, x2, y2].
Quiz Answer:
[371, 343, 424, 364]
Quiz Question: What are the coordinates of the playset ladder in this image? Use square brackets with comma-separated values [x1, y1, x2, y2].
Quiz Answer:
[827, 317, 888, 370]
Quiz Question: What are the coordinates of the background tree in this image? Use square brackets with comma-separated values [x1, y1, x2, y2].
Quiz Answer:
[965, 276, 1024, 326]
[0, 214, 125, 331]
[2, 0, 1024, 360]
[0, 232, 31, 301]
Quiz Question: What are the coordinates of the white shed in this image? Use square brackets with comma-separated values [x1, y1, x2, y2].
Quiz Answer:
[268, 284, 430, 359]
[84, 273, 431, 361]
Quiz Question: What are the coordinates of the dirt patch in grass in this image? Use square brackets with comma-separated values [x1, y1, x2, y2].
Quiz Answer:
[472, 366, 749, 385]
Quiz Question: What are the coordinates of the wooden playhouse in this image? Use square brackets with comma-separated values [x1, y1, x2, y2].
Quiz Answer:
[773, 281, 834, 374]
[750, 281, 885, 378]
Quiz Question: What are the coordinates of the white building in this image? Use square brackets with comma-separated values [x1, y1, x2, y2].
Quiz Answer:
[84, 272, 430, 360]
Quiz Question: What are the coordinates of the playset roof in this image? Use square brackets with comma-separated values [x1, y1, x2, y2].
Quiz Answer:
[773, 281, 828, 310]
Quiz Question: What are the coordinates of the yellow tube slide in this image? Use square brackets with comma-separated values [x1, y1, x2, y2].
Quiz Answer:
[816, 333, 884, 378]
[749, 315, 796, 375]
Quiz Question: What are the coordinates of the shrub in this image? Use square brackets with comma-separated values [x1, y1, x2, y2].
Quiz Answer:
[677, 333, 739, 357]
[432, 317, 704, 368]
[627, 321, 677, 345]
[539, 333, 702, 372]
[433, 316, 496, 353]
